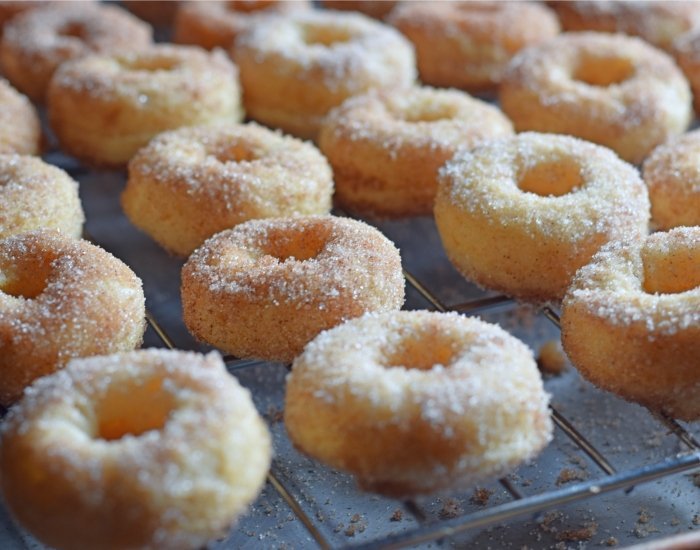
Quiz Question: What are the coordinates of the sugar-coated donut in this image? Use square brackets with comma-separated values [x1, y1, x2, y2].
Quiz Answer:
[561, 227, 700, 420]
[672, 29, 700, 112]
[0, 79, 40, 156]
[500, 32, 692, 165]
[0, 230, 146, 406]
[319, 86, 513, 218]
[182, 215, 405, 363]
[233, 10, 416, 140]
[122, 123, 334, 256]
[550, 1, 700, 52]
[285, 310, 553, 497]
[48, 44, 244, 166]
[0, 349, 271, 550]
[434, 133, 651, 303]
[320, 1, 398, 20]
[0, 3, 152, 102]
[642, 130, 700, 230]
[0, 154, 84, 240]
[174, 0, 309, 50]
[387, 1, 560, 93]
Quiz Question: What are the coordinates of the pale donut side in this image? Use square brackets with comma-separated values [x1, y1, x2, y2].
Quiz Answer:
[0, 79, 40, 156]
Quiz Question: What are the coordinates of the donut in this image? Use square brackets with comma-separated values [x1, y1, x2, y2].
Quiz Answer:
[0, 154, 84, 240]
[561, 227, 700, 420]
[181, 215, 405, 363]
[672, 29, 700, 112]
[47, 44, 244, 166]
[318, 86, 513, 218]
[122, 123, 334, 256]
[0, 1, 46, 38]
[0, 349, 271, 550]
[549, 1, 700, 52]
[499, 32, 692, 165]
[285, 310, 553, 497]
[0, 230, 146, 406]
[387, 1, 560, 93]
[232, 10, 416, 140]
[0, 78, 40, 156]
[434, 133, 651, 303]
[642, 130, 700, 230]
[0, 3, 152, 103]
[319, 1, 398, 20]
[174, 0, 309, 50]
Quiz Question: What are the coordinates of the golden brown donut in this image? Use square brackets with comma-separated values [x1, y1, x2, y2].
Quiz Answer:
[0, 3, 152, 102]
[561, 227, 700, 420]
[0, 154, 84, 240]
[550, 1, 700, 52]
[122, 123, 334, 256]
[319, 86, 513, 218]
[387, 1, 560, 93]
[174, 0, 309, 50]
[182, 215, 405, 363]
[500, 32, 692, 165]
[320, 1, 398, 20]
[48, 44, 244, 166]
[642, 130, 700, 230]
[0, 230, 146, 406]
[434, 133, 651, 303]
[232, 9, 416, 140]
[0, 349, 271, 550]
[0, 78, 40, 155]
[285, 310, 553, 497]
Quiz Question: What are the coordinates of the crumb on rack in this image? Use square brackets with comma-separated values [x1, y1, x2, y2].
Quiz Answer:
[555, 522, 597, 542]
[438, 498, 463, 519]
[470, 487, 493, 507]
[604, 535, 619, 546]
[556, 468, 587, 485]
[537, 339, 567, 376]
[390, 509, 403, 522]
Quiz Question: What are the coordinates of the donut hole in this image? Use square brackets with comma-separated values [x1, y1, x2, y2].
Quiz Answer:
[572, 55, 635, 87]
[263, 227, 328, 262]
[517, 159, 583, 197]
[120, 56, 181, 73]
[208, 142, 260, 164]
[302, 24, 354, 47]
[385, 333, 457, 370]
[0, 256, 53, 299]
[641, 242, 700, 295]
[393, 102, 456, 123]
[96, 377, 176, 441]
[58, 22, 88, 40]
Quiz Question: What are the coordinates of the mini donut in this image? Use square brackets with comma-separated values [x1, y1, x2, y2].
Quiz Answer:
[0, 78, 40, 156]
[387, 1, 560, 93]
[0, 154, 84, 240]
[47, 44, 244, 166]
[561, 227, 700, 420]
[319, 1, 398, 20]
[182, 215, 405, 363]
[672, 29, 700, 112]
[434, 133, 651, 303]
[0, 349, 271, 550]
[550, 1, 700, 52]
[285, 310, 553, 497]
[0, 3, 152, 102]
[232, 10, 416, 140]
[174, 0, 309, 50]
[499, 32, 692, 165]
[0, 230, 146, 406]
[319, 86, 513, 218]
[642, 130, 700, 230]
[122, 123, 334, 256]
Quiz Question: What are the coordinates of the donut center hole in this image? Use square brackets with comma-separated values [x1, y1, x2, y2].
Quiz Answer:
[641, 242, 700, 294]
[264, 228, 328, 262]
[518, 159, 583, 197]
[120, 56, 180, 72]
[58, 22, 88, 40]
[396, 103, 455, 123]
[0, 256, 54, 299]
[96, 377, 175, 441]
[302, 25, 354, 46]
[385, 335, 456, 370]
[209, 143, 259, 163]
[573, 55, 634, 87]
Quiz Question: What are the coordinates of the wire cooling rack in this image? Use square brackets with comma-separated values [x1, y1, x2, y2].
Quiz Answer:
[1, 156, 697, 550]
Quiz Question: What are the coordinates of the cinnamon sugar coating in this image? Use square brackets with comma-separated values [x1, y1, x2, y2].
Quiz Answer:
[232, 9, 416, 140]
[0, 230, 146, 406]
[285, 310, 553, 497]
[0, 79, 40, 156]
[0, 3, 152, 102]
[181, 216, 405, 363]
[123, 123, 333, 256]
[500, 32, 692, 164]
[48, 44, 244, 166]
[0, 154, 84, 240]
[434, 133, 650, 303]
[561, 227, 700, 420]
[672, 29, 700, 112]
[0, 349, 271, 549]
[319, 86, 513, 218]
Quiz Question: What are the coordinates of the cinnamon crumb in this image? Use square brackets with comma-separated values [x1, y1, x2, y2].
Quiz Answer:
[390, 509, 403, 522]
[537, 339, 567, 376]
[555, 522, 597, 542]
[438, 498, 462, 519]
[556, 468, 587, 485]
[470, 487, 493, 506]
